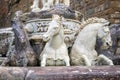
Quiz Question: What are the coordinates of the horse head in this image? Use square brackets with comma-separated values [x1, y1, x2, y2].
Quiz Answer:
[43, 14, 61, 41]
[12, 20, 26, 44]
[97, 19, 112, 49]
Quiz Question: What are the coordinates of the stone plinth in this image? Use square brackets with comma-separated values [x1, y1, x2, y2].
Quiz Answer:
[0, 66, 120, 80]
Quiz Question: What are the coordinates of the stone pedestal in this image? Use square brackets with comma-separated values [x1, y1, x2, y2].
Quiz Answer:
[0, 66, 120, 80]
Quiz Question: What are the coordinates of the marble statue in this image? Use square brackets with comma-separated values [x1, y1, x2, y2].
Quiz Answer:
[30, 0, 70, 11]
[95, 24, 120, 65]
[70, 17, 114, 66]
[31, 0, 41, 12]
[41, 0, 54, 11]
[40, 14, 70, 66]
[1, 11, 37, 66]
[41, 0, 70, 10]
[1, 1, 117, 67]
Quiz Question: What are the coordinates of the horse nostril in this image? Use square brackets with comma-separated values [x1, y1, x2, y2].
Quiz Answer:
[46, 37, 49, 39]
[43, 35, 49, 41]
[106, 41, 112, 46]
[106, 42, 109, 46]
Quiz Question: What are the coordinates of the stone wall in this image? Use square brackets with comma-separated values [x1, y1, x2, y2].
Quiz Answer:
[70, 0, 120, 24]
[0, 0, 11, 27]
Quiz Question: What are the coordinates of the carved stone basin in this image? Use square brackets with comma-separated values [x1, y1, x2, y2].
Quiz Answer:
[0, 27, 120, 80]
[25, 18, 81, 47]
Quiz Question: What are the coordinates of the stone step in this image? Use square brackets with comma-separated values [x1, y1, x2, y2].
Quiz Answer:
[0, 66, 120, 80]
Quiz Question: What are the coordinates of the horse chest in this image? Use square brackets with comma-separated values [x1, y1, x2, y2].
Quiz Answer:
[45, 44, 66, 60]
[50, 36, 64, 49]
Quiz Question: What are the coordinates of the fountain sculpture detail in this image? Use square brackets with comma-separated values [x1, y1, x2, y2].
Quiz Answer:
[0, 0, 114, 67]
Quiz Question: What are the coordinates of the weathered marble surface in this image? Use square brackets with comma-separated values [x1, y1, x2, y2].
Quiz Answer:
[0, 67, 27, 80]
[40, 14, 70, 66]
[70, 17, 113, 66]
[0, 66, 120, 80]
[25, 4, 84, 21]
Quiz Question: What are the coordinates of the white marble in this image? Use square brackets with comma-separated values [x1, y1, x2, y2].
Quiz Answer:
[40, 15, 70, 66]
[70, 17, 114, 66]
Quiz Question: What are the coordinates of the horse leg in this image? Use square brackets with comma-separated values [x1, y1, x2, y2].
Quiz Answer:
[64, 57, 70, 66]
[41, 56, 47, 67]
[82, 55, 91, 66]
[98, 54, 114, 65]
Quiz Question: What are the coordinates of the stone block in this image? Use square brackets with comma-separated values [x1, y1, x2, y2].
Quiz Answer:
[110, 12, 120, 19]
[0, 67, 28, 80]
[110, 1, 120, 8]
[0, 66, 119, 80]
[109, 19, 120, 24]
[70, 0, 120, 24]
[98, 0, 104, 4]
[85, 8, 95, 18]
[25, 66, 120, 80]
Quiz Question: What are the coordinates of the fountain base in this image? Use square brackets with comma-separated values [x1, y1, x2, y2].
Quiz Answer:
[0, 66, 120, 80]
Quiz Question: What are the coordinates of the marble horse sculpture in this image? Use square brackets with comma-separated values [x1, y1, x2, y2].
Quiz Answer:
[31, 0, 41, 12]
[95, 24, 120, 65]
[40, 14, 70, 66]
[70, 17, 114, 66]
[1, 12, 37, 66]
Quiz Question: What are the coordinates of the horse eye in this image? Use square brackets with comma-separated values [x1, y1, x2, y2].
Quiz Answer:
[54, 27, 58, 30]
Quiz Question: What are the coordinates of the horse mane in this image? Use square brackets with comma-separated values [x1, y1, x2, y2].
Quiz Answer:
[80, 17, 109, 29]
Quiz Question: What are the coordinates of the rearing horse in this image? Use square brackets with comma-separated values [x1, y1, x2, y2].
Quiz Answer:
[40, 14, 70, 66]
[1, 18, 37, 66]
[70, 17, 114, 66]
